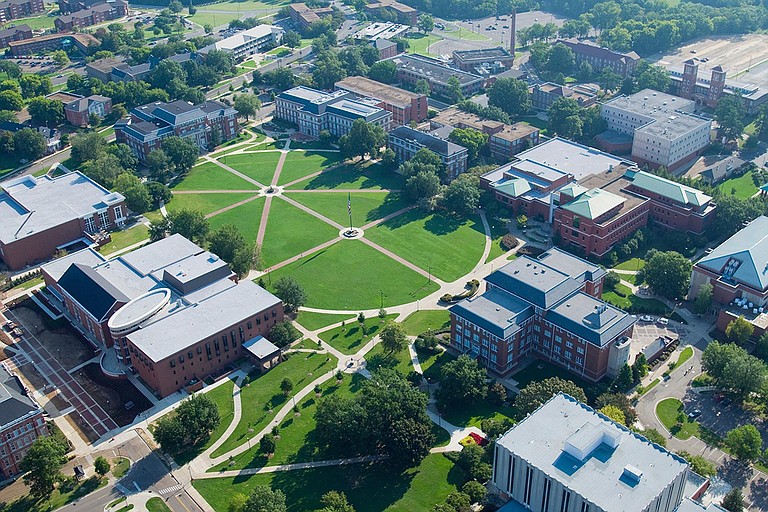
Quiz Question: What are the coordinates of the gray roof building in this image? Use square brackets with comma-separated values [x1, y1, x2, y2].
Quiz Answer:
[0, 364, 41, 429]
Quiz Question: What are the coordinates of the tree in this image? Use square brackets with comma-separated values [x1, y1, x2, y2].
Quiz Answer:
[367, 61, 397, 84]
[444, 76, 464, 103]
[715, 95, 746, 140]
[147, 148, 173, 182]
[676, 451, 716, 477]
[209, 224, 248, 264]
[613, 363, 633, 391]
[591, 1, 621, 33]
[19, 74, 51, 99]
[710, 196, 763, 240]
[230, 493, 249, 512]
[161, 136, 199, 175]
[318, 490, 356, 512]
[417, 13, 434, 33]
[243, 485, 287, 512]
[726, 316, 754, 346]
[755, 332, 768, 362]
[80, 154, 123, 188]
[338, 118, 386, 160]
[516, 377, 587, 416]
[455, 443, 491, 482]
[721, 488, 744, 512]
[694, 283, 713, 315]
[488, 78, 530, 118]
[380, 322, 407, 355]
[280, 378, 294, 396]
[27, 97, 64, 127]
[725, 425, 763, 461]
[274, 276, 307, 312]
[720, 354, 767, 401]
[442, 174, 481, 217]
[234, 93, 261, 120]
[642, 249, 692, 300]
[635, 62, 670, 92]
[94, 456, 110, 476]
[546, 43, 575, 76]
[50, 50, 70, 67]
[548, 98, 583, 139]
[70, 131, 107, 164]
[462, 481, 486, 504]
[20, 435, 68, 500]
[109, 143, 138, 173]
[436, 355, 487, 410]
[596, 392, 637, 424]
[13, 128, 46, 161]
[599, 405, 626, 425]
[166, 209, 209, 245]
[414, 79, 430, 95]
[269, 320, 301, 348]
[282, 30, 301, 48]
[169, 0, 183, 12]
[405, 170, 441, 202]
[0, 90, 23, 111]
[604, 271, 621, 290]
[448, 128, 487, 164]
[155, 393, 221, 454]
[313, 51, 347, 90]
[121, 181, 153, 213]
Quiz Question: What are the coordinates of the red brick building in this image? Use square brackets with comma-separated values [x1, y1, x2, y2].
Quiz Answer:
[0, 24, 31, 49]
[0, 172, 125, 271]
[450, 248, 633, 381]
[7, 32, 99, 56]
[0, 365, 47, 480]
[335, 76, 428, 126]
[556, 39, 640, 78]
[115, 100, 239, 163]
[0, 0, 44, 24]
[288, 2, 333, 30]
[42, 235, 285, 398]
[63, 94, 112, 127]
[54, 0, 127, 32]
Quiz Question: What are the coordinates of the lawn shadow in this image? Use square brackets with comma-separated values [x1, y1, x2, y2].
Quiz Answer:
[365, 193, 408, 223]
[423, 212, 465, 236]
[298, 163, 401, 191]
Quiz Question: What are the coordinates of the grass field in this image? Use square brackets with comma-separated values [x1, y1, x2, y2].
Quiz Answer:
[197, 0, 288, 12]
[511, 359, 593, 394]
[12, 13, 56, 29]
[207, 197, 265, 244]
[613, 257, 646, 271]
[173, 162, 258, 191]
[212, 352, 337, 457]
[295, 311, 356, 331]
[102, 224, 149, 256]
[400, 310, 450, 336]
[485, 220, 509, 263]
[0, 476, 107, 512]
[166, 192, 255, 216]
[365, 341, 414, 376]
[603, 285, 671, 315]
[146, 497, 171, 512]
[217, 152, 281, 185]
[615, 271, 639, 285]
[366, 211, 486, 282]
[209, 374, 365, 472]
[436, 26, 490, 42]
[289, 162, 404, 191]
[111, 457, 130, 478]
[657, 398, 700, 440]
[286, 191, 408, 227]
[261, 199, 340, 267]
[405, 33, 443, 56]
[318, 314, 397, 355]
[278, 151, 343, 185]
[194, 453, 461, 512]
[265, 241, 440, 310]
[419, 348, 455, 383]
[441, 400, 516, 429]
[676, 346, 694, 367]
[716, 171, 759, 200]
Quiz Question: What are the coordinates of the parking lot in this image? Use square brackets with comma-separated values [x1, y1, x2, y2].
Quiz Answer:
[684, 390, 768, 446]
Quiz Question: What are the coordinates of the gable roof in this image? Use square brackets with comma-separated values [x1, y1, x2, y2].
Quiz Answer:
[0, 365, 40, 428]
[697, 215, 768, 291]
[58, 263, 130, 321]
[561, 188, 625, 220]
[494, 178, 531, 198]
[485, 256, 582, 309]
[628, 170, 710, 207]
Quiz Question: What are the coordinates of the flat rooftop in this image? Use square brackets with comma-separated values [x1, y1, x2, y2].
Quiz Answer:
[454, 47, 513, 61]
[497, 393, 688, 512]
[449, 288, 533, 339]
[548, 291, 635, 346]
[512, 138, 631, 181]
[485, 255, 582, 309]
[336, 76, 422, 107]
[208, 25, 281, 51]
[387, 54, 484, 86]
[603, 89, 711, 137]
[0, 172, 123, 245]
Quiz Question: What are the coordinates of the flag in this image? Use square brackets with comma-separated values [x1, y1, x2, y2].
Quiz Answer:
[348, 193, 351, 217]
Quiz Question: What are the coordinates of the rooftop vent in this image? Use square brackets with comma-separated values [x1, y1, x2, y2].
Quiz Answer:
[622, 465, 643, 483]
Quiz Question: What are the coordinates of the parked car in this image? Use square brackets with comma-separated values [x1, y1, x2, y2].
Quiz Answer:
[687, 409, 702, 419]
[657, 317, 669, 325]
[639, 315, 654, 323]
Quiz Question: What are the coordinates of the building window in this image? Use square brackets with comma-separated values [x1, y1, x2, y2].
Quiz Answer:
[84, 216, 96, 232]
[98, 211, 109, 228]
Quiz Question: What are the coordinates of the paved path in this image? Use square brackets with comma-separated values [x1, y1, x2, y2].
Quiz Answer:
[202, 155, 266, 188]
[204, 194, 263, 219]
[196, 455, 387, 479]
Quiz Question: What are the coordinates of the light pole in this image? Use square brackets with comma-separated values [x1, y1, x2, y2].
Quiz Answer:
[380, 290, 383, 310]
[428, 266, 432, 283]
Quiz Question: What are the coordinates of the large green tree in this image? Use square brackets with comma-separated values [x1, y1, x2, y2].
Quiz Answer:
[448, 128, 487, 164]
[27, 97, 64, 127]
[70, 131, 108, 164]
[641, 249, 692, 299]
[436, 355, 487, 410]
[161, 136, 199, 175]
[724, 424, 763, 461]
[715, 95, 746, 140]
[487, 78, 530, 118]
[367, 61, 398, 84]
[154, 393, 221, 455]
[710, 196, 763, 240]
[234, 93, 261, 120]
[442, 174, 481, 216]
[13, 128, 46, 162]
[380, 322, 407, 355]
[273, 276, 307, 312]
[243, 485, 287, 512]
[725, 316, 754, 346]
[694, 283, 713, 315]
[317, 491, 356, 512]
[20, 435, 68, 500]
[338, 118, 386, 160]
[515, 377, 587, 416]
[166, 208, 210, 245]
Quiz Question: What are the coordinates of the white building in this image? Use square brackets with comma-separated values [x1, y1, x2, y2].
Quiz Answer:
[600, 89, 711, 170]
[199, 25, 283, 61]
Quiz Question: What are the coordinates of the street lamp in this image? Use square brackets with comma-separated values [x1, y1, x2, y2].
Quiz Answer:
[380, 290, 383, 309]
[428, 266, 432, 283]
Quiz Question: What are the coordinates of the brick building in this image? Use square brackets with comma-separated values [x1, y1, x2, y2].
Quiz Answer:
[364, 0, 417, 25]
[288, 2, 333, 30]
[335, 76, 427, 126]
[388, 126, 468, 180]
[531, 82, 598, 111]
[0, 365, 47, 480]
[7, 32, 99, 56]
[430, 107, 540, 162]
[0, 24, 31, 49]
[57, 0, 109, 13]
[0, 0, 44, 24]
[556, 39, 641, 78]
[42, 235, 285, 398]
[115, 100, 239, 163]
[373, 38, 398, 59]
[64, 94, 112, 127]
[54, 0, 127, 31]
[0, 172, 125, 270]
[275, 86, 392, 138]
[450, 248, 634, 381]
[386, 54, 485, 99]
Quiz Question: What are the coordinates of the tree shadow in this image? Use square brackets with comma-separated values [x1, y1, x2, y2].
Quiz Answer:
[718, 458, 754, 488]
[750, 475, 768, 510]
[423, 212, 466, 236]
[365, 193, 407, 223]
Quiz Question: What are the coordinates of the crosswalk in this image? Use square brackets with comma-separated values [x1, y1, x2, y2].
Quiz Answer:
[158, 484, 183, 495]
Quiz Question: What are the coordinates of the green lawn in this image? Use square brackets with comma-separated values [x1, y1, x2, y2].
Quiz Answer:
[261, 199, 340, 267]
[716, 171, 759, 200]
[286, 191, 408, 227]
[267, 47, 292, 57]
[288, 140, 334, 150]
[11, 13, 55, 29]
[676, 346, 694, 367]
[613, 258, 646, 271]
[288, 162, 404, 191]
[318, 314, 398, 355]
[441, 400, 516, 429]
[656, 398, 700, 440]
[173, 162, 258, 191]
[199, 0, 289, 11]
[366, 210, 486, 282]
[212, 352, 338, 457]
[295, 311, 355, 331]
[194, 453, 461, 512]
[436, 26, 491, 42]
[5, 276, 44, 295]
[485, 220, 509, 263]
[111, 457, 130, 478]
[166, 193, 255, 217]
[400, 310, 450, 336]
[511, 359, 593, 393]
[419, 348, 455, 383]
[146, 497, 172, 512]
[264, 241, 440, 310]
[217, 152, 281, 185]
[102, 224, 149, 256]
[405, 33, 443, 56]
[603, 288, 672, 315]
[366, 342, 414, 376]
[209, 374, 365, 472]
[615, 271, 639, 285]
[0, 476, 106, 512]
[207, 197, 265, 244]
[278, 151, 343, 186]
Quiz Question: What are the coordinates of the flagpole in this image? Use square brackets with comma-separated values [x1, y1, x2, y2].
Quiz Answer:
[348, 192, 352, 232]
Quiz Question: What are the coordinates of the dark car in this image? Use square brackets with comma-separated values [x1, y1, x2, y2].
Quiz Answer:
[687, 409, 702, 419]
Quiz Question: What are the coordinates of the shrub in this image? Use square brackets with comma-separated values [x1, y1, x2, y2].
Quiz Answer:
[501, 233, 519, 250]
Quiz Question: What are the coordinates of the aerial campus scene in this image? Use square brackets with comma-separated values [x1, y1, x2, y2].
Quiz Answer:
[1, 0, 768, 511]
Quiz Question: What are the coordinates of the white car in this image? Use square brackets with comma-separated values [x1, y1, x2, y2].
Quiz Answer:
[657, 317, 669, 325]
[639, 315, 654, 323]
